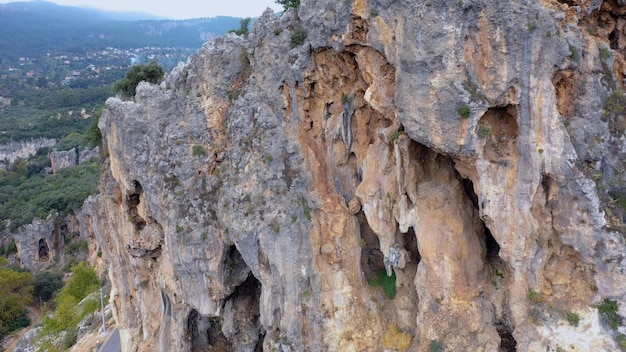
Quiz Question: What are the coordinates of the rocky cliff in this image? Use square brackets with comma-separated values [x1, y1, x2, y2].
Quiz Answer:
[84, 0, 626, 350]
[0, 138, 56, 169]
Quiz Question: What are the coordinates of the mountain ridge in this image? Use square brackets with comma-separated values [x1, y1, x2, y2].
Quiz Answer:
[0, 1, 244, 59]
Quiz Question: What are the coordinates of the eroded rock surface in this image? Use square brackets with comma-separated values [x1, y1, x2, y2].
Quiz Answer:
[84, 0, 626, 351]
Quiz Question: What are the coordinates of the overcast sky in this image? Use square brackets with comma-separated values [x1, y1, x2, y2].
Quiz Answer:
[0, 0, 279, 19]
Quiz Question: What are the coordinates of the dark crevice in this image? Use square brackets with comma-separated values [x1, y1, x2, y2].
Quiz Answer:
[188, 309, 231, 352]
[461, 177, 480, 210]
[126, 180, 146, 231]
[485, 227, 500, 261]
[402, 226, 421, 267]
[222, 273, 264, 352]
[38, 238, 50, 262]
[496, 321, 517, 352]
[358, 211, 385, 281]
[223, 244, 251, 289]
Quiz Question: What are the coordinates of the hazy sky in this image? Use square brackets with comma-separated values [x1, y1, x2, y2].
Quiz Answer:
[0, 0, 279, 19]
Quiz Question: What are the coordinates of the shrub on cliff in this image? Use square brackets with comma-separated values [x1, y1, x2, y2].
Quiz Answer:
[276, 0, 300, 10]
[229, 17, 251, 37]
[114, 61, 164, 98]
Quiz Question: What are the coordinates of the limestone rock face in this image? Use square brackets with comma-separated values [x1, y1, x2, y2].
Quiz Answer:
[85, 1, 626, 351]
[49, 148, 78, 173]
[0, 138, 56, 169]
[11, 214, 86, 271]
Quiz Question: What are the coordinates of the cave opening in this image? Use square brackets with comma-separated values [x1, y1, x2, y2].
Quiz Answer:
[126, 180, 146, 231]
[479, 105, 519, 162]
[222, 244, 251, 288]
[222, 273, 264, 352]
[496, 321, 517, 352]
[38, 238, 50, 262]
[358, 210, 385, 282]
[188, 309, 231, 352]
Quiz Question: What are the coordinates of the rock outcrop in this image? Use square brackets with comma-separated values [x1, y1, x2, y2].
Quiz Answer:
[84, 0, 626, 351]
[49, 146, 101, 173]
[11, 214, 86, 271]
[0, 138, 56, 169]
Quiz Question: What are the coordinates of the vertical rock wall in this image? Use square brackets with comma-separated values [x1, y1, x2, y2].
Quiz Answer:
[85, 0, 626, 350]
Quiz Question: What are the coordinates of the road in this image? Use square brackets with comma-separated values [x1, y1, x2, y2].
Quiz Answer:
[97, 328, 121, 352]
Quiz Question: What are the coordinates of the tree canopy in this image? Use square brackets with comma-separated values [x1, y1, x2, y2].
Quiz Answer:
[114, 61, 164, 98]
[276, 0, 300, 10]
[0, 258, 33, 336]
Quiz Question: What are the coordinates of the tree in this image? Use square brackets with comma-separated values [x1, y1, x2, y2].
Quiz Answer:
[229, 17, 251, 37]
[0, 257, 34, 336]
[33, 271, 64, 302]
[114, 61, 164, 98]
[41, 263, 99, 334]
[276, 0, 300, 10]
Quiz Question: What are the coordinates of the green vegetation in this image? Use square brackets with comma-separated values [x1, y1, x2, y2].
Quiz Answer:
[527, 289, 543, 303]
[229, 17, 251, 37]
[391, 131, 403, 141]
[370, 9, 379, 17]
[276, 0, 300, 10]
[291, 28, 308, 47]
[599, 47, 612, 61]
[569, 45, 579, 60]
[301, 197, 312, 221]
[458, 106, 470, 119]
[604, 89, 626, 116]
[429, 340, 444, 352]
[192, 145, 207, 157]
[477, 126, 490, 139]
[528, 22, 537, 31]
[114, 61, 165, 98]
[33, 271, 64, 302]
[0, 258, 33, 338]
[0, 161, 100, 231]
[616, 333, 626, 351]
[367, 269, 397, 299]
[38, 264, 99, 349]
[597, 298, 622, 330]
[566, 311, 580, 327]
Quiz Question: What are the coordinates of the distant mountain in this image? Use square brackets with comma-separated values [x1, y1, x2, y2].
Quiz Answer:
[0, 1, 243, 59]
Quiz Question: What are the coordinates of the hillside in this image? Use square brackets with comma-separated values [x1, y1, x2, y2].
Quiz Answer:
[0, 1, 243, 59]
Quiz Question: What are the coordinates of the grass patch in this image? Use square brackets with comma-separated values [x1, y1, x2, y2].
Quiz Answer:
[367, 269, 396, 299]
[291, 28, 308, 47]
[301, 197, 312, 221]
[597, 298, 622, 330]
[458, 106, 470, 119]
[192, 145, 207, 157]
[599, 47, 611, 61]
[566, 311, 580, 327]
[391, 131, 403, 141]
[527, 289, 543, 303]
[569, 45, 579, 60]
[477, 126, 490, 139]
[382, 323, 412, 351]
[429, 340, 444, 352]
